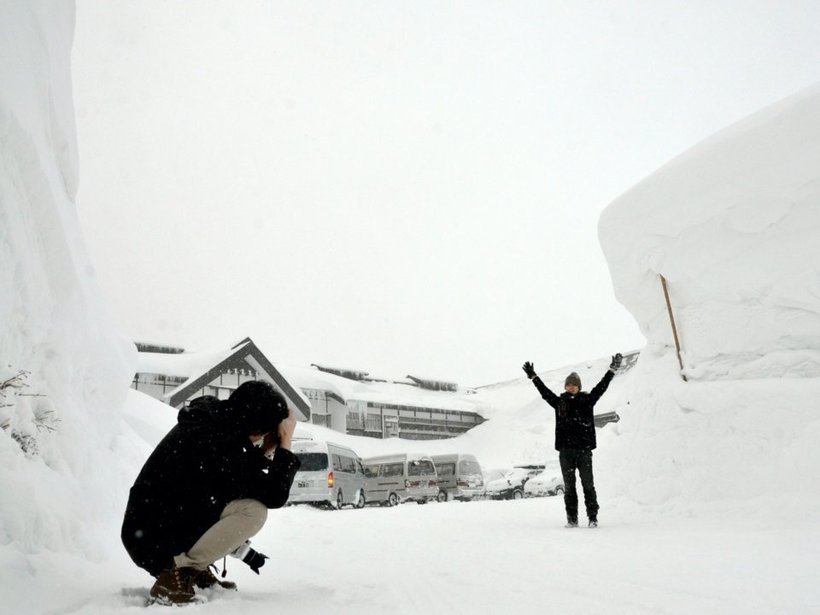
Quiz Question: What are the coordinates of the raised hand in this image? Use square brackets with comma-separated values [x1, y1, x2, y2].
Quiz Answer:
[277, 407, 296, 451]
[609, 352, 623, 371]
[522, 361, 536, 379]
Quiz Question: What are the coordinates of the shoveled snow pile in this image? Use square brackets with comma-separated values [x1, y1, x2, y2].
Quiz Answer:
[0, 1, 135, 556]
[599, 83, 820, 382]
[597, 83, 820, 519]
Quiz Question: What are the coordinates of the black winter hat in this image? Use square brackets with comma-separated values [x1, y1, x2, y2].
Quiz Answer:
[564, 372, 581, 389]
[229, 380, 289, 434]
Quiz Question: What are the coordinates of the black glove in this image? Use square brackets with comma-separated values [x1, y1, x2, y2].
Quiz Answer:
[243, 548, 269, 574]
[609, 353, 623, 371]
[522, 361, 536, 379]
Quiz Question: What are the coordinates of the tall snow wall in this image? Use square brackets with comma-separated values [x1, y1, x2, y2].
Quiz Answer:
[0, 2, 135, 554]
[600, 83, 820, 381]
[596, 84, 820, 517]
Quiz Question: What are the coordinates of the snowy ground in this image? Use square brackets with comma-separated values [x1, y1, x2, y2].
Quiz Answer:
[10, 497, 819, 615]
[5, 375, 819, 615]
[3, 380, 817, 615]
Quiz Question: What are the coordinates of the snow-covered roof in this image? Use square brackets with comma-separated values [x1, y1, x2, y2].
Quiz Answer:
[309, 363, 370, 381]
[360, 452, 435, 464]
[135, 346, 235, 379]
[134, 338, 311, 418]
[279, 364, 488, 415]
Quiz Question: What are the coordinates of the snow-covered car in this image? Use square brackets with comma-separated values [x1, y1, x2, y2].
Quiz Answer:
[484, 467, 535, 500]
[524, 471, 564, 497]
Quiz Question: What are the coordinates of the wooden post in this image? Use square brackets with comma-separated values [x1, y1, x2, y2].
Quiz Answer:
[660, 274, 688, 382]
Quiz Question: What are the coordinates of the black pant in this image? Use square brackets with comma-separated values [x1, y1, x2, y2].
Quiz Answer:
[559, 449, 598, 522]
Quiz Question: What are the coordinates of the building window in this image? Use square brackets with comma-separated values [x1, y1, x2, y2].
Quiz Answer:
[347, 413, 364, 430]
[365, 414, 381, 432]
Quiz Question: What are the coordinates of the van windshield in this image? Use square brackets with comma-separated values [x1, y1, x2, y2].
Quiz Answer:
[459, 460, 481, 475]
[295, 452, 328, 471]
[408, 460, 435, 476]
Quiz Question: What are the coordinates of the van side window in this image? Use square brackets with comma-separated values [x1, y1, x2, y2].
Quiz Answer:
[382, 463, 403, 477]
[356, 459, 365, 475]
[341, 455, 356, 473]
[363, 465, 378, 478]
[408, 460, 435, 476]
[437, 462, 455, 477]
[332, 454, 343, 471]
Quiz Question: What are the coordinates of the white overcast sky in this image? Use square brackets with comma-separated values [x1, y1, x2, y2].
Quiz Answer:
[72, 1, 820, 387]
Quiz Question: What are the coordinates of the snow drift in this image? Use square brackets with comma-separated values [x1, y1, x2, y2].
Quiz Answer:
[0, 1, 135, 555]
[597, 83, 820, 516]
[599, 83, 820, 381]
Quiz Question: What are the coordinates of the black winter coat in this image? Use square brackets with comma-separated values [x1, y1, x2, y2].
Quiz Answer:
[121, 396, 300, 576]
[532, 370, 614, 451]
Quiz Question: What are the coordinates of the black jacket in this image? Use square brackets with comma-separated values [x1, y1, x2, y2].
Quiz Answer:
[121, 396, 300, 576]
[532, 370, 614, 451]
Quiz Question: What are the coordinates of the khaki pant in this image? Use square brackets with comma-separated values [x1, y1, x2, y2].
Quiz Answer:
[173, 499, 267, 570]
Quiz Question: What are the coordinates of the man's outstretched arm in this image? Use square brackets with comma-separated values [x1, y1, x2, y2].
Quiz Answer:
[588, 353, 622, 405]
[522, 361, 560, 409]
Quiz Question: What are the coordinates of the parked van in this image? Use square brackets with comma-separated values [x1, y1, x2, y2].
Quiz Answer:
[361, 453, 439, 506]
[431, 453, 485, 501]
[289, 440, 368, 509]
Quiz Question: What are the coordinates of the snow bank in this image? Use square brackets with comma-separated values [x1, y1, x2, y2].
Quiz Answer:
[595, 350, 820, 520]
[597, 83, 820, 518]
[0, 1, 135, 555]
[600, 82, 820, 380]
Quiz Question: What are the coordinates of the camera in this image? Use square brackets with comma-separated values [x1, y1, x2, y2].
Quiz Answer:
[230, 540, 268, 574]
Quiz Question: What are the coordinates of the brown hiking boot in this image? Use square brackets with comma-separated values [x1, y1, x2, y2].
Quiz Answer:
[195, 566, 238, 591]
[150, 566, 199, 604]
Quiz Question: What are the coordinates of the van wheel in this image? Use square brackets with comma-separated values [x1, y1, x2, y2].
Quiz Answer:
[436, 490, 447, 503]
[512, 489, 524, 500]
[387, 492, 398, 507]
[336, 490, 344, 510]
[355, 489, 366, 509]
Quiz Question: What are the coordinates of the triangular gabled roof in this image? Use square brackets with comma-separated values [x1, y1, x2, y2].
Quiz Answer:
[139, 337, 311, 420]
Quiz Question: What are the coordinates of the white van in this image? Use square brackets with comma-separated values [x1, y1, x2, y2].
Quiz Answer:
[289, 440, 368, 509]
[431, 453, 485, 501]
[361, 453, 439, 506]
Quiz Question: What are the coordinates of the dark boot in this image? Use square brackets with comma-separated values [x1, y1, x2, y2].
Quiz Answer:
[150, 566, 199, 604]
[195, 565, 238, 591]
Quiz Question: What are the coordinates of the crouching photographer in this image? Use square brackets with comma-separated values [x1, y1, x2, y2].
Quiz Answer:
[121, 381, 300, 605]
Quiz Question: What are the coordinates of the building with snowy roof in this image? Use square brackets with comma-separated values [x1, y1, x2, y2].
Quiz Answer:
[131, 338, 487, 440]
[281, 363, 487, 440]
[131, 337, 311, 421]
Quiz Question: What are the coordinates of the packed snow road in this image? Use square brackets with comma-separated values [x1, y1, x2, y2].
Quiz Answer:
[30, 496, 820, 615]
